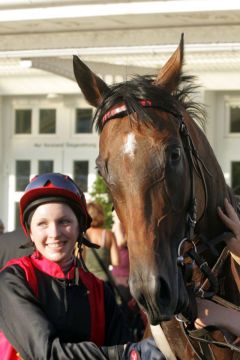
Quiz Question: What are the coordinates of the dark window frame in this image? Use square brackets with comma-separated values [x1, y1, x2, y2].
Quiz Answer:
[15, 109, 32, 134]
[75, 108, 93, 134]
[230, 106, 240, 133]
[15, 160, 30, 191]
[39, 108, 56, 134]
[73, 160, 89, 192]
[38, 160, 54, 174]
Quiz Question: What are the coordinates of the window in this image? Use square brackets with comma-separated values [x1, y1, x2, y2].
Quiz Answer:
[15, 109, 32, 134]
[75, 108, 92, 133]
[39, 109, 56, 134]
[73, 161, 89, 192]
[15, 202, 20, 229]
[230, 106, 240, 133]
[38, 160, 54, 174]
[16, 160, 30, 191]
[232, 161, 240, 196]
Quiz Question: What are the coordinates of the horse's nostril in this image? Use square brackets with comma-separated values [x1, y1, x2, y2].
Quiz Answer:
[157, 277, 171, 307]
[129, 274, 176, 323]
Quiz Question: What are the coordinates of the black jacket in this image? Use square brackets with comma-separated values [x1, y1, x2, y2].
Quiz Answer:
[0, 253, 130, 359]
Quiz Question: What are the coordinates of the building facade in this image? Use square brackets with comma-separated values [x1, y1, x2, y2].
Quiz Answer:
[0, 1, 240, 230]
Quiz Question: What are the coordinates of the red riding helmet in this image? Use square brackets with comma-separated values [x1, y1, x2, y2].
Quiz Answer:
[20, 173, 92, 235]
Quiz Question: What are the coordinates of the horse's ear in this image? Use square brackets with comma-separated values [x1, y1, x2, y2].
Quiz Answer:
[73, 55, 110, 107]
[155, 33, 184, 93]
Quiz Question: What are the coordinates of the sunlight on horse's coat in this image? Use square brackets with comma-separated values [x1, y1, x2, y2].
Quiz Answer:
[122, 133, 136, 159]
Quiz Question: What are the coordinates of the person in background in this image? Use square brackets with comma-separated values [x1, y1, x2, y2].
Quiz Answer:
[112, 211, 147, 341]
[0, 227, 33, 268]
[111, 211, 131, 303]
[195, 198, 240, 343]
[0, 219, 4, 236]
[84, 201, 119, 282]
[0, 173, 162, 360]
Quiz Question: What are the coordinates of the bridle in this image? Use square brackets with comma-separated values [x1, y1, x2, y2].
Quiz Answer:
[100, 99, 223, 293]
[175, 115, 221, 300]
[100, 99, 240, 359]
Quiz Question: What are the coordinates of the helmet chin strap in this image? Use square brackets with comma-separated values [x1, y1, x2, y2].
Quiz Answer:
[81, 235, 100, 249]
[75, 234, 100, 272]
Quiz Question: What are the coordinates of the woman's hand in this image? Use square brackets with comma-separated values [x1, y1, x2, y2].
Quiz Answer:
[195, 298, 220, 329]
[195, 298, 240, 337]
[218, 198, 240, 258]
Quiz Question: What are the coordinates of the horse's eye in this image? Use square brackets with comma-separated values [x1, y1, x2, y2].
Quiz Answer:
[170, 147, 181, 162]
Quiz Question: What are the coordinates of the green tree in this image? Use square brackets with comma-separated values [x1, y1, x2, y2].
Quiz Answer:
[89, 175, 113, 229]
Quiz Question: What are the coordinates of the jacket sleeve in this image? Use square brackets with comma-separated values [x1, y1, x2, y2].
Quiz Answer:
[0, 265, 125, 360]
[103, 283, 131, 346]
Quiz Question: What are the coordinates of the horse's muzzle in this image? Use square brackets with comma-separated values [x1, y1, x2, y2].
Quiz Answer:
[129, 270, 190, 325]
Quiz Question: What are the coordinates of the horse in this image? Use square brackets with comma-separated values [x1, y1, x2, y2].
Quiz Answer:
[73, 35, 240, 359]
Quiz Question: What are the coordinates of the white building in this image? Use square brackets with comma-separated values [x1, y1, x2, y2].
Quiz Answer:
[0, 0, 240, 230]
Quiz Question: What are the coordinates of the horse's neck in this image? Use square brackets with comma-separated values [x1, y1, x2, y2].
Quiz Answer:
[188, 119, 229, 238]
[187, 120, 240, 304]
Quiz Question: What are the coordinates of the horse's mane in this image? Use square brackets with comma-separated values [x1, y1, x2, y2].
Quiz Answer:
[93, 74, 206, 132]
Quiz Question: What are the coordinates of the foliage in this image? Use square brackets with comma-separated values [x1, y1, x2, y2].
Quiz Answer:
[89, 175, 113, 229]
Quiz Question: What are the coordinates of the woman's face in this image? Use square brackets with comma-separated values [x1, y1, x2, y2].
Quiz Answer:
[30, 202, 79, 265]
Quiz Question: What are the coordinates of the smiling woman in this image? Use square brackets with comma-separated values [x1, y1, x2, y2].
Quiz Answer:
[29, 202, 79, 270]
[0, 172, 163, 360]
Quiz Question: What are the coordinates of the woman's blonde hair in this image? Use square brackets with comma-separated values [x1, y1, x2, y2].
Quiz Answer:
[87, 202, 105, 227]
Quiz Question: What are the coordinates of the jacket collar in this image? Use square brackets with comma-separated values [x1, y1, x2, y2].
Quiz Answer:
[30, 251, 75, 279]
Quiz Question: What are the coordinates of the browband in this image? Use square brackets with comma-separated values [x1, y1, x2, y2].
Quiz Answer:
[101, 99, 180, 128]
[102, 99, 153, 125]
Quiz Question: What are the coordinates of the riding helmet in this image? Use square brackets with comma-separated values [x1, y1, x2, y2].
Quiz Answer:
[19, 172, 92, 235]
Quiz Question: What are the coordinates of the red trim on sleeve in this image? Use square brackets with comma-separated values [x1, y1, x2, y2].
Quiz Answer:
[4, 257, 38, 296]
[78, 269, 105, 346]
[0, 257, 38, 360]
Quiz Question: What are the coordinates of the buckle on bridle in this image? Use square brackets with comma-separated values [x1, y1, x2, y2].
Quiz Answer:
[187, 213, 197, 229]
[177, 237, 189, 266]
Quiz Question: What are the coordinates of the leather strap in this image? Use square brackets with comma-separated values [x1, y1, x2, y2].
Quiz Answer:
[187, 327, 240, 353]
[231, 256, 240, 292]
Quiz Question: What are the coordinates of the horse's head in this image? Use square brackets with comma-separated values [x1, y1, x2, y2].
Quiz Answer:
[73, 35, 229, 324]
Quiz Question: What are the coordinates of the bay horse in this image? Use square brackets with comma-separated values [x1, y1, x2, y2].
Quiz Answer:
[73, 35, 240, 359]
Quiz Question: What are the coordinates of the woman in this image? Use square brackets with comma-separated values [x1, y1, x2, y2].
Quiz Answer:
[195, 198, 240, 341]
[0, 173, 162, 360]
[85, 202, 119, 282]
